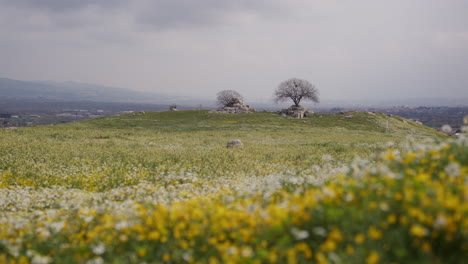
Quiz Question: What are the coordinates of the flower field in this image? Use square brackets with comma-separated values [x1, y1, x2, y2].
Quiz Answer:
[0, 111, 466, 263]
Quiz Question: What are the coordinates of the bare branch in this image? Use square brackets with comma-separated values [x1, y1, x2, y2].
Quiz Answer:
[216, 90, 244, 107]
[274, 78, 319, 107]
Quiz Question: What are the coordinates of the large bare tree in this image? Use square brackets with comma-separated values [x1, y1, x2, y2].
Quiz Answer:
[216, 90, 244, 107]
[274, 78, 319, 107]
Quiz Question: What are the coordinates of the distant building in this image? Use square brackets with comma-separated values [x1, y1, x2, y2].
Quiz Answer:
[56, 113, 75, 117]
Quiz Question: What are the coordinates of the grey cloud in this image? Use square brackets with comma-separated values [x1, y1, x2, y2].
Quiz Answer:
[1, 0, 284, 31]
[0, 0, 124, 12]
[134, 0, 284, 30]
[0, 0, 467, 104]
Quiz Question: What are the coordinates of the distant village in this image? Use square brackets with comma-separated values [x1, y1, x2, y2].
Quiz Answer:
[0, 108, 137, 127]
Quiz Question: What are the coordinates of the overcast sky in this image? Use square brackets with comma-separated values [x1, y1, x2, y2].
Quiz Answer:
[1, 0, 467, 104]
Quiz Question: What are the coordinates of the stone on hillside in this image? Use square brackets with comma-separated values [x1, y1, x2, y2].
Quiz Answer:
[279, 105, 315, 119]
[227, 139, 243, 148]
[218, 100, 255, 114]
[304, 110, 315, 118]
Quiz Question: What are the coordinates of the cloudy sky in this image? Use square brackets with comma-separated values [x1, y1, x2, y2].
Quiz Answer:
[1, 0, 467, 104]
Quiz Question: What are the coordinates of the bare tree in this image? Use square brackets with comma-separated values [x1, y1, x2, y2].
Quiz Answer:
[216, 90, 244, 107]
[274, 78, 319, 107]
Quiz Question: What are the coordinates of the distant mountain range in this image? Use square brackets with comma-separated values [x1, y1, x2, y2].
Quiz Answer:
[0, 77, 189, 104]
[1, 77, 466, 108]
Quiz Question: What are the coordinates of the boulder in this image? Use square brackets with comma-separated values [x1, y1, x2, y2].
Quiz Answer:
[304, 110, 315, 118]
[227, 139, 243, 148]
[279, 105, 314, 119]
[218, 102, 255, 114]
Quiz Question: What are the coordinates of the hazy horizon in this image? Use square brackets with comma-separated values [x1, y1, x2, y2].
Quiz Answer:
[1, 0, 467, 103]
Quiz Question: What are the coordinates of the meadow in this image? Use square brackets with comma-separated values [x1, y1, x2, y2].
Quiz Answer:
[0, 110, 466, 263]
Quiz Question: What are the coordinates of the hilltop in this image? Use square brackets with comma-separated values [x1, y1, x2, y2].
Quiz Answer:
[0, 109, 445, 189]
[77, 110, 443, 137]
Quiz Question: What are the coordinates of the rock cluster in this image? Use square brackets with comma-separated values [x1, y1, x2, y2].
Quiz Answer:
[218, 99, 255, 114]
[279, 105, 314, 119]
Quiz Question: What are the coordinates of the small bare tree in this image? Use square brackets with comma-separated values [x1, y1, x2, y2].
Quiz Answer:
[274, 78, 319, 107]
[216, 90, 244, 107]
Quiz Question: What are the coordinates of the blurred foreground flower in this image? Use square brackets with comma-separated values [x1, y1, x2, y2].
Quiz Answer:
[441, 124, 452, 133]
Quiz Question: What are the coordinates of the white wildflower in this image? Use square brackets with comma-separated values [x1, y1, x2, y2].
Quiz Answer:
[7, 245, 20, 257]
[441, 125, 452, 133]
[182, 251, 193, 261]
[92, 243, 106, 255]
[328, 252, 341, 263]
[323, 187, 335, 197]
[31, 255, 52, 264]
[83, 215, 94, 223]
[226, 246, 238, 255]
[321, 154, 333, 162]
[312, 227, 327, 237]
[379, 202, 389, 211]
[433, 215, 447, 230]
[87, 257, 104, 264]
[445, 162, 461, 178]
[36, 228, 50, 239]
[50, 221, 64, 233]
[291, 227, 309, 240]
[241, 246, 253, 257]
[115, 221, 129, 230]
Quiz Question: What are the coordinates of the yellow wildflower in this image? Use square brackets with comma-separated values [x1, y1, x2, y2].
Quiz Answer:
[320, 239, 337, 252]
[328, 228, 343, 242]
[137, 248, 147, 257]
[368, 226, 382, 240]
[346, 245, 355, 255]
[366, 251, 380, 264]
[410, 224, 427, 237]
[355, 233, 365, 244]
[148, 231, 160, 240]
[315, 252, 329, 264]
[387, 214, 397, 224]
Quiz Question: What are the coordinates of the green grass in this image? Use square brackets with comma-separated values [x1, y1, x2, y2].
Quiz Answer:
[0, 110, 444, 191]
[77, 110, 441, 135]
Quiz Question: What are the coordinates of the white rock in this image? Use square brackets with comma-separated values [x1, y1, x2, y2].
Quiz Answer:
[227, 139, 243, 148]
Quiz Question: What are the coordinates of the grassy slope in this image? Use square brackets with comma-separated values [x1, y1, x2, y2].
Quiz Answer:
[78, 110, 439, 135]
[2, 110, 466, 264]
[0, 110, 444, 190]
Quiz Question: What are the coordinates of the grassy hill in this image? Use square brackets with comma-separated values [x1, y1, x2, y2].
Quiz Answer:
[0, 110, 444, 190]
[79, 110, 440, 136]
[1, 110, 466, 264]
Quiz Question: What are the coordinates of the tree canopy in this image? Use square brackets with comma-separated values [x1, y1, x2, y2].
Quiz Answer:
[274, 78, 319, 107]
[216, 90, 244, 107]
